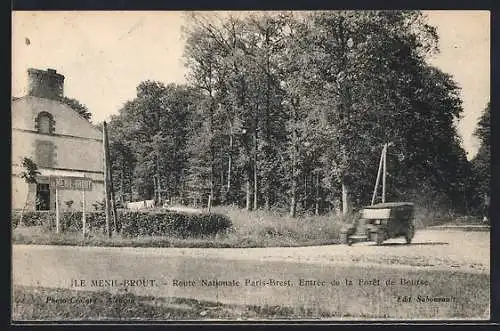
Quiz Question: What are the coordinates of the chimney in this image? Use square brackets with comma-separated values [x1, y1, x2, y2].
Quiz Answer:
[27, 68, 65, 100]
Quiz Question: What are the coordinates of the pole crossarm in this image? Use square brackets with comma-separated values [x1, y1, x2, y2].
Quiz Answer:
[371, 143, 389, 205]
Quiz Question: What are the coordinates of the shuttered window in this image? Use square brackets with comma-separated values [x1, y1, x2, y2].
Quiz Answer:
[35, 140, 56, 168]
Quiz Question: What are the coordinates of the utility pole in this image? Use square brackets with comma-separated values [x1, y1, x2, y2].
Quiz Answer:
[372, 144, 385, 205]
[108, 157, 118, 233]
[55, 185, 60, 234]
[102, 123, 118, 233]
[372, 143, 389, 205]
[82, 175, 86, 237]
[102, 121, 112, 238]
[382, 143, 387, 203]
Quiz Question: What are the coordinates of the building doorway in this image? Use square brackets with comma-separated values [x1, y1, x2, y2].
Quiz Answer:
[36, 183, 51, 211]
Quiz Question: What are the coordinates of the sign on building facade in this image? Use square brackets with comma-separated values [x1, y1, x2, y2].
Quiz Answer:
[51, 176, 93, 191]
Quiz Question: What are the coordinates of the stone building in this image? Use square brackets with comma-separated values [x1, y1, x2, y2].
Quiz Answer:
[11, 68, 104, 212]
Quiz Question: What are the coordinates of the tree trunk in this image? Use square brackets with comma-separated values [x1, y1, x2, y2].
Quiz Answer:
[290, 172, 297, 217]
[289, 102, 299, 218]
[120, 167, 125, 205]
[155, 152, 161, 204]
[264, 35, 271, 212]
[208, 164, 214, 212]
[207, 58, 215, 213]
[290, 147, 298, 217]
[253, 123, 258, 210]
[315, 172, 320, 216]
[246, 166, 253, 211]
[253, 162, 258, 210]
[207, 192, 212, 213]
[304, 173, 308, 211]
[342, 180, 352, 216]
[227, 133, 233, 202]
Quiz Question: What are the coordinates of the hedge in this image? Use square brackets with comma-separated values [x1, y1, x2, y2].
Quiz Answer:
[11, 210, 232, 238]
[11, 211, 107, 233]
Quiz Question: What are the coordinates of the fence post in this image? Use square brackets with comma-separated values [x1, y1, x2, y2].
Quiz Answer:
[82, 182, 86, 237]
[55, 186, 60, 234]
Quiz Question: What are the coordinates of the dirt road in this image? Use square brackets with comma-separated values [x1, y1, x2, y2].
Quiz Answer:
[12, 229, 490, 319]
[139, 228, 488, 273]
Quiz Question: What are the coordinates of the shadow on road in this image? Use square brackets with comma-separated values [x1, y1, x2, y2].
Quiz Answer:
[375, 242, 449, 247]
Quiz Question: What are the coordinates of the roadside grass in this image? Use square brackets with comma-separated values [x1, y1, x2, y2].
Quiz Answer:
[12, 285, 340, 320]
[412, 209, 485, 228]
[12, 206, 344, 248]
[12, 226, 338, 248]
[12, 205, 483, 248]
[213, 206, 343, 239]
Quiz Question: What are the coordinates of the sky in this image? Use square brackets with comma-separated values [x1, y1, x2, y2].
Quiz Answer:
[11, 10, 490, 160]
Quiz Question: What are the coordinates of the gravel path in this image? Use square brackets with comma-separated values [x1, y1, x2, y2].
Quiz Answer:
[13, 229, 489, 274]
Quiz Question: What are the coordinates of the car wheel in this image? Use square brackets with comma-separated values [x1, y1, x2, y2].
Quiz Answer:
[405, 225, 414, 244]
[372, 232, 385, 246]
[340, 233, 349, 245]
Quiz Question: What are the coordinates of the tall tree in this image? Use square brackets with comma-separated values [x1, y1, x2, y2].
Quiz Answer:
[108, 82, 198, 204]
[183, 14, 227, 210]
[108, 115, 136, 205]
[471, 102, 491, 210]
[288, 11, 449, 215]
[245, 13, 290, 210]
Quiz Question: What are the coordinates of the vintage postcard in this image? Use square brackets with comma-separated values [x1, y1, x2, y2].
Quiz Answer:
[11, 10, 491, 322]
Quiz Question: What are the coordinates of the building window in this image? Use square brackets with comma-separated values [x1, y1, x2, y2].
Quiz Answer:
[35, 111, 55, 134]
[36, 183, 51, 211]
[35, 140, 57, 168]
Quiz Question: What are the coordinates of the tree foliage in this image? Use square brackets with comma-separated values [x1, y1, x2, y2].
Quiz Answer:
[20, 157, 40, 184]
[108, 10, 478, 217]
[471, 102, 491, 199]
[108, 82, 202, 204]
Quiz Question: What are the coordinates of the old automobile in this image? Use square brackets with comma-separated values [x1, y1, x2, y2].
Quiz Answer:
[340, 202, 415, 246]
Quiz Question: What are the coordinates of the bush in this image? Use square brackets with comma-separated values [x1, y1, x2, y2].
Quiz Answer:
[11, 210, 20, 228]
[59, 212, 107, 232]
[11, 210, 232, 238]
[120, 211, 232, 238]
[11, 210, 54, 229]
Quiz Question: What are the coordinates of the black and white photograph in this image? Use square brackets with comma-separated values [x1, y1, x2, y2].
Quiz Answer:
[11, 10, 491, 321]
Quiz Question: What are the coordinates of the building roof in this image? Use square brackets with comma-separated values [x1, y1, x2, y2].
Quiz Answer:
[11, 95, 102, 139]
[12, 95, 97, 124]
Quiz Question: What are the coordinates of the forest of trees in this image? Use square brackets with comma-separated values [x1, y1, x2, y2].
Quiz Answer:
[106, 11, 489, 217]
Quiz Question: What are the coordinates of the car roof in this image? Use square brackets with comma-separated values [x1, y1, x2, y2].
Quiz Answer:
[363, 202, 414, 209]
